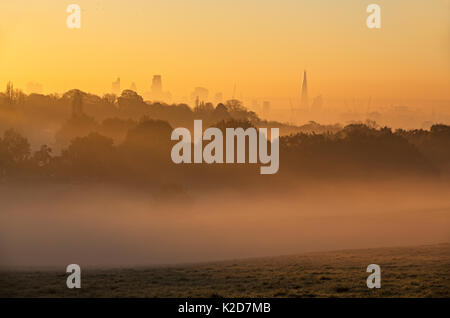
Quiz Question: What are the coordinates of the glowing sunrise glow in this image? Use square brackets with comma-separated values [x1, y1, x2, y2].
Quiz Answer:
[0, 0, 449, 103]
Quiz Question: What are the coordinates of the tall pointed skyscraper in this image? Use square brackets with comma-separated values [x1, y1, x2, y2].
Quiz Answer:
[301, 70, 309, 110]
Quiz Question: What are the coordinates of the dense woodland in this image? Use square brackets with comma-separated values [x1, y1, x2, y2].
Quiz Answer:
[1, 84, 449, 187]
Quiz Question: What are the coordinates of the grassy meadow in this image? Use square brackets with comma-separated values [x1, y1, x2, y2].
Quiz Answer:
[1, 243, 449, 298]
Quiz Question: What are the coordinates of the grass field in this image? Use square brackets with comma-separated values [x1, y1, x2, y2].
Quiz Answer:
[1, 243, 449, 298]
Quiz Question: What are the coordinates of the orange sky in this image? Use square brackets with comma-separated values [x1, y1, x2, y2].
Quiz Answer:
[0, 0, 449, 103]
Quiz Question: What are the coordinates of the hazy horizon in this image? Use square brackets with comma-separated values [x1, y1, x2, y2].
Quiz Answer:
[1, 0, 449, 103]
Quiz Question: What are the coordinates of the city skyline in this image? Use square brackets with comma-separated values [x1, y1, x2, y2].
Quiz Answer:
[0, 0, 448, 104]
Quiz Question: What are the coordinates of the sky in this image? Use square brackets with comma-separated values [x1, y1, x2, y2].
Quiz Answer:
[0, 0, 449, 103]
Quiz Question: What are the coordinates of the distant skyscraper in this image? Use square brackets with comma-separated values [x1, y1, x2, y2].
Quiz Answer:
[130, 82, 137, 92]
[311, 95, 323, 112]
[301, 70, 308, 110]
[72, 90, 84, 118]
[112, 77, 121, 95]
[263, 101, 271, 116]
[26, 82, 43, 94]
[147, 75, 172, 102]
[151, 75, 163, 98]
[191, 87, 209, 104]
[214, 92, 223, 104]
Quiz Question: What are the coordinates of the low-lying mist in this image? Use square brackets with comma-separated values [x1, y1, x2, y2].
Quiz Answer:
[0, 180, 449, 267]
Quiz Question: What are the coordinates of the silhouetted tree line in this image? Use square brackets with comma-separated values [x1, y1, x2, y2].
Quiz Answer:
[1, 118, 450, 185]
[0, 86, 337, 149]
[1, 85, 449, 186]
[281, 124, 446, 179]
